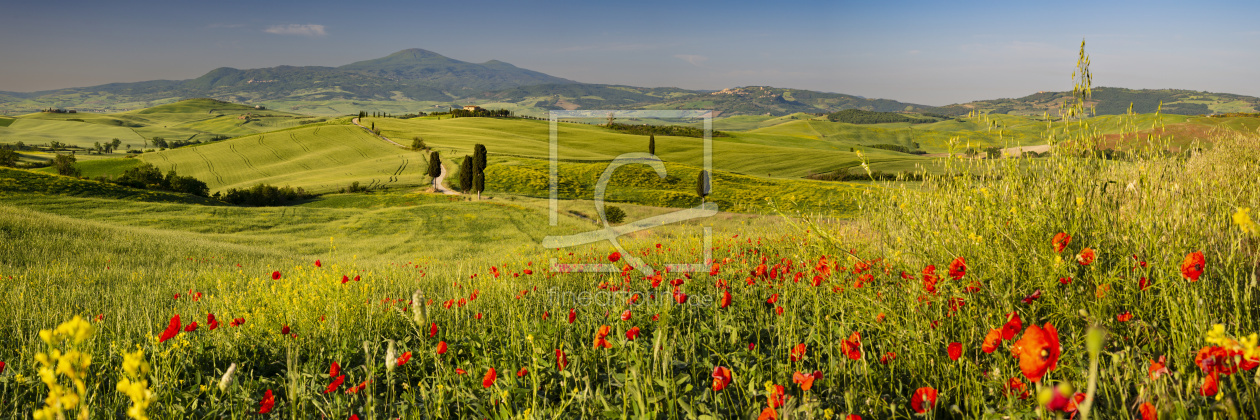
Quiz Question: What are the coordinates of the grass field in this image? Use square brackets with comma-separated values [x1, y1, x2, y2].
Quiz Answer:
[2, 127, 1258, 418]
[0, 99, 327, 149]
[133, 124, 432, 194]
[5, 89, 1260, 419]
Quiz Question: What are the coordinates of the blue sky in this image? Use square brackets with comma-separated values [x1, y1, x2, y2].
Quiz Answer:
[2, 0, 1258, 105]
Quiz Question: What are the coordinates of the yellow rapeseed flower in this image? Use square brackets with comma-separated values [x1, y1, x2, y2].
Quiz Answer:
[1234, 208, 1257, 235]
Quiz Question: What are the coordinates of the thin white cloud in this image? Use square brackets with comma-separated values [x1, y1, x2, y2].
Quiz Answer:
[264, 24, 326, 37]
[673, 54, 708, 66]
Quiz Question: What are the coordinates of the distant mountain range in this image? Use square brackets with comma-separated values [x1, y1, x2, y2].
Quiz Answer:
[2, 48, 1257, 117]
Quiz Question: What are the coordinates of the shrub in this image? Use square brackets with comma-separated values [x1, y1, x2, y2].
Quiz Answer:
[604, 205, 626, 224]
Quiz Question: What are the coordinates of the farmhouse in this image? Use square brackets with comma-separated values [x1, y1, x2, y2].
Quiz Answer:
[463, 105, 484, 112]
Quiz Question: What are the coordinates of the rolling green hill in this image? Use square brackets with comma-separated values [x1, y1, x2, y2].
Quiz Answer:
[940, 87, 1260, 116]
[0, 98, 326, 150]
[135, 124, 430, 193]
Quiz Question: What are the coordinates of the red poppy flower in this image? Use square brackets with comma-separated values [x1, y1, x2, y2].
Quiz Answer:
[1117, 312, 1133, 322]
[353, 275, 361, 282]
[1149, 356, 1168, 380]
[948, 257, 966, 281]
[325, 374, 345, 394]
[1021, 289, 1042, 305]
[1077, 248, 1095, 266]
[517, 367, 529, 377]
[758, 407, 778, 420]
[207, 314, 220, 330]
[1138, 402, 1157, 420]
[720, 290, 732, 308]
[555, 349, 568, 370]
[271, 271, 281, 280]
[748, 342, 756, 351]
[455, 368, 466, 375]
[609, 252, 622, 263]
[258, 389, 275, 414]
[620, 310, 632, 321]
[766, 383, 789, 408]
[1005, 377, 1029, 399]
[159, 315, 181, 343]
[982, 328, 1002, 353]
[1002, 312, 1023, 340]
[910, 387, 937, 413]
[568, 308, 577, 324]
[789, 343, 807, 362]
[651, 314, 660, 321]
[841, 332, 862, 360]
[766, 294, 779, 305]
[341, 275, 350, 284]
[1011, 323, 1061, 382]
[1139, 277, 1151, 291]
[593, 325, 613, 349]
[1058, 277, 1073, 285]
[396, 352, 412, 367]
[328, 361, 340, 377]
[436, 341, 448, 355]
[1195, 346, 1241, 375]
[0, 361, 6, 374]
[230, 317, 245, 327]
[1181, 251, 1205, 281]
[921, 265, 939, 294]
[315, 260, 322, 268]
[482, 368, 497, 388]
[1052, 232, 1071, 253]
[712, 366, 733, 391]
[947, 342, 962, 361]
[1200, 372, 1219, 396]
[281, 325, 290, 335]
[429, 322, 438, 338]
[625, 326, 641, 340]
[880, 352, 896, 364]
[184, 322, 199, 332]
[792, 370, 823, 391]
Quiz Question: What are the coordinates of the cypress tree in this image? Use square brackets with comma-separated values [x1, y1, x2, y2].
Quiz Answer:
[696, 170, 710, 202]
[459, 155, 474, 193]
[426, 151, 442, 189]
[649, 135, 656, 155]
[472, 144, 488, 199]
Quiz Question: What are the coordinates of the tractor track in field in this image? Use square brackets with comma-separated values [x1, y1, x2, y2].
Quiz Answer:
[192, 146, 224, 186]
[258, 134, 311, 171]
[230, 144, 268, 177]
[291, 133, 311, 154]
[389, 156, 409, 182]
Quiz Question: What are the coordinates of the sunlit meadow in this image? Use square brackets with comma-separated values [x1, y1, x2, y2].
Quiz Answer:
[2, 46, 1260, 420]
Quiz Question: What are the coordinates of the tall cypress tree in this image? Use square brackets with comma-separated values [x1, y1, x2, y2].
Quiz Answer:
[426, 151, 442, 190]
[696, 170, 710, 202]
[459, 155, 474, 193]
[649, 135, 656, 155]
[472, 144, 488, 199]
